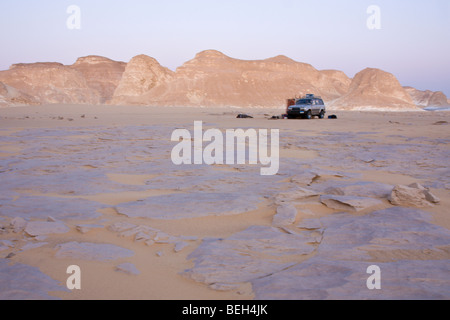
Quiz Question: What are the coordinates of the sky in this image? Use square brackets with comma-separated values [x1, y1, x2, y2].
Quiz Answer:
[0, 0, 449, 96]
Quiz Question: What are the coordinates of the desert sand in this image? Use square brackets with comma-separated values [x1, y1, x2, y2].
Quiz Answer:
[0, 104, 449, 300]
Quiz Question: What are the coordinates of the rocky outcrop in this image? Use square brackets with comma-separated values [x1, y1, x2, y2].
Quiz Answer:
[272, 204, 298, 227]
[320, 194, 383, 212]
[329, 68, 419, 111]
[0, 62, 100, 105]
[184, 207, 450, 299]
[55, 242, 134, 261]
[0, 56, 125, 105]
[115, 263, 140, 275]
[324, 181, 393, 199]
[252, 207, 450, 300]
[0, 51, 442, 110]
[403, 86, 449, 107]
[319, 69, 352, 99]
[182, 225, 316, 285]
[110, 50, 352, 107]
[0, 81, 39, 107]
[0, 260, 69, 299]
[24, 221, 69, 237]
[388, 183, 440, 207]
[110, 54, 174, 105]
[71, 56, 126, 103]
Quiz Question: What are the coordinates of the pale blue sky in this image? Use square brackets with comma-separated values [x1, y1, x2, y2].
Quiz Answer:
[0, 0, 449, 95]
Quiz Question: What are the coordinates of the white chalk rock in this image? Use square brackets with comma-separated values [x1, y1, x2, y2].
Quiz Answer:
[55, 242, 134, 261]
[174, 241, 189, 253]
[275, 187, 319, 205]
[389, 184, 439, 207]
[115, 263, 140, 275]
[320, 195, 383, 212]
[423, 190, 440, 204]
[25, 221, 69, 236]
[10, 217, 27, 233]
[76, 224, 103, 234]
[273, 204, 298, 227]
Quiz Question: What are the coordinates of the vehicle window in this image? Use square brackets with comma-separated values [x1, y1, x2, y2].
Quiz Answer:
[319, 99, 324, 105]
[296, 99, 312, 105]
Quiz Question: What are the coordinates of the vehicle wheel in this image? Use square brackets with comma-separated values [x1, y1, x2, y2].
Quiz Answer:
[319, 111, 325, 119]
[305, 111, 312, 119]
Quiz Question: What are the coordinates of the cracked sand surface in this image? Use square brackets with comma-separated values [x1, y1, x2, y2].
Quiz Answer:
[0, 105, 449, 299]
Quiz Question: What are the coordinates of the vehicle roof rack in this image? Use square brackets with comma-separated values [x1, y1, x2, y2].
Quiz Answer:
[300, 94, 322, 99]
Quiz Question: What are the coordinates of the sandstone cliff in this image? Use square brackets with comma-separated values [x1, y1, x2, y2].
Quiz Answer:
[111, 54, 174, 105]
[0, 51, 442, 110]
[403, 87, 449, 107]
[110, 50, 351, 107]
[0, 81, 39, 107]
[71, 56, 126, 104]
[0, 56, 126, 105]
[0, 62, 100, 105]
[329, 68, 419, 111]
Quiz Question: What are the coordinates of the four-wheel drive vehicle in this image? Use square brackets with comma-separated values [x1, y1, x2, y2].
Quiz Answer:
[286, 94, 326, 119]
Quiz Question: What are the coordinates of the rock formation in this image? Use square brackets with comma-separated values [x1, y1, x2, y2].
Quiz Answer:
[0, 56, 126, 105]
[320, 194, 383, 212]
[0, 260, 69, 299]
[55, 242, 134, 261]
[403, 86, 449, 107]
[71, 55, 126, 103]
[24, 221, 69, 237]
[0, 81, 39, 107]
[252, 207, 450, 300]
[110, 50, 351, 107]
[0, 50, 444, 110]
[110, 54, 174, 105]
[328, 68, 419, 111]
[0, 62, 100, 105]
[319, 69, 352, 98]
[389, 183, 440, 207]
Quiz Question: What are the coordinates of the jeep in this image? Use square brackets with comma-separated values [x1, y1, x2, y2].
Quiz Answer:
[286, 94, 326, 119]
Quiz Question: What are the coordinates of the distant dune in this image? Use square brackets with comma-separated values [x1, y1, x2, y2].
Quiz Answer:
[0, 50, 446, 110]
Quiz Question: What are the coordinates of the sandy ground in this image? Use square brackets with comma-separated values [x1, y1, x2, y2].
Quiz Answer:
[0, 104, 449, 300]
